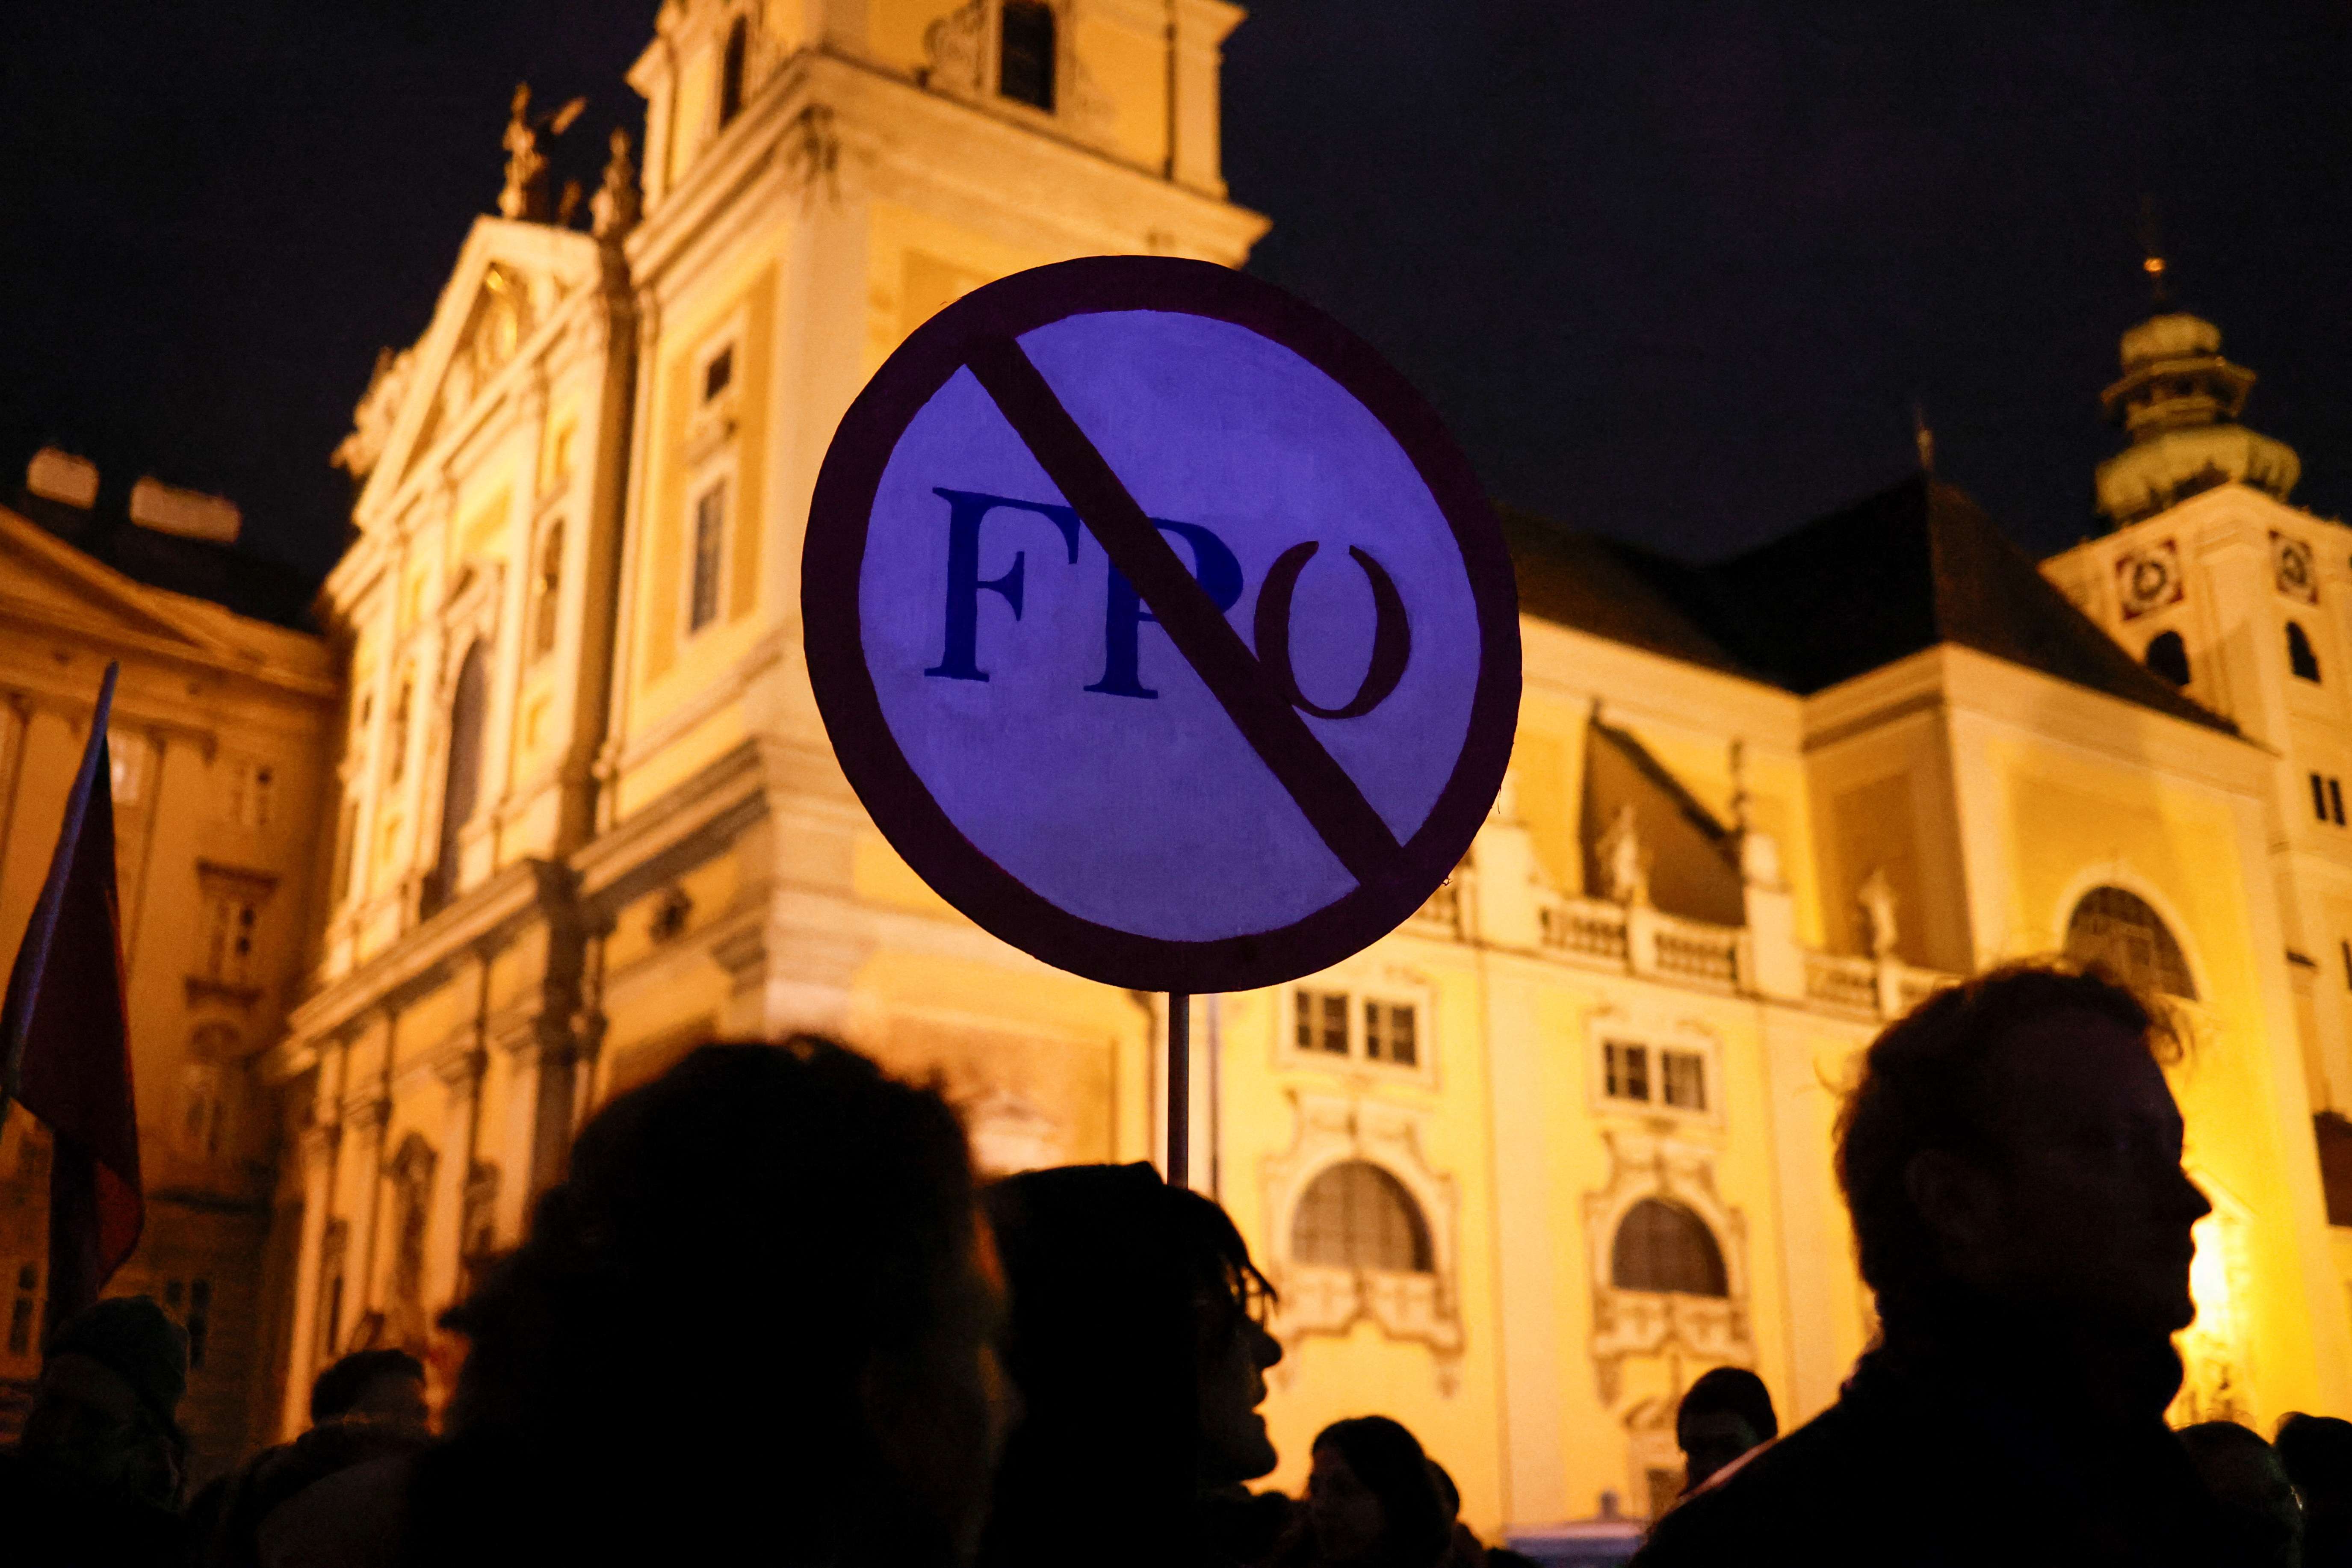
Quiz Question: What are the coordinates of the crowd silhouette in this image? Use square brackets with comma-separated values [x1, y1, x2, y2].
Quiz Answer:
[3, 963, 2348, 1565]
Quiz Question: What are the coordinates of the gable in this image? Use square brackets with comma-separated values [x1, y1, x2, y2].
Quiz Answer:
[0, 506, 246, 661]
[344, 217, 604, 518]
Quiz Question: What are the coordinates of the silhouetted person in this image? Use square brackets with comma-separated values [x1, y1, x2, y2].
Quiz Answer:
[2181, 1420, 2302, 1568]
[1427, 1459, 1493, 1568]
[191, 1349, 434, 1568]
[396, 1037, 1011, 1567]
[1635, 964, 2232, 1566]
[1674, 1367, 1777, 1494]
[0, 1295, 189, 1563]
[978, 1163, 1285, 1568]
[1265, 1416, 1453, 1568]
[2277, 1415, 2352, 1568]
[308, 1348, 431, 1435]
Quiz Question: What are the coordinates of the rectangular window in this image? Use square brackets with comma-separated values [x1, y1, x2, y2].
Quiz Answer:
[1364, 1001, 1418, 1066]
[1604, 1041, 1650, 1102]
[203, 894, 259, 986]
[2332, 778, 2345, 826]
[1294, 990, 1348, 1055]
[2340, 939, 2351, 990]
[2314, 774, 2330, 822]
[689, 484, 726, 633]
[703, 345, 733, 403]
[1662, 1049, 1708, 1111]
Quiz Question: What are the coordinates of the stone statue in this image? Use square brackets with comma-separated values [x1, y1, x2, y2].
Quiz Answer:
[1858, 866, 1899, 960]
[1598, 803, 1650, 907]
[1739, 827, 1784, 891]
[590, 127, 641, 241]
[499, 83, 587, 222]
[333, 347, 415, 478]
[921, 0, 988, 95]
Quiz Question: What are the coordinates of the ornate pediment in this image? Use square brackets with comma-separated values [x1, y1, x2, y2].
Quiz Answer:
[342, 220, 603, 521]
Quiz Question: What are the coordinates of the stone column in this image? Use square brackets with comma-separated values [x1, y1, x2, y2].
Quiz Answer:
[278, 1114, 342, 1437]
[340, 1095, 391, 1346]
[422, 1048, 486, 1323]
[1483, 969, 1569, 1527]
[493, 1015, 578, 1242]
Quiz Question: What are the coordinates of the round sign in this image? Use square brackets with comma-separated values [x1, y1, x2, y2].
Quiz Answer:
[804, 257, 1519, 992]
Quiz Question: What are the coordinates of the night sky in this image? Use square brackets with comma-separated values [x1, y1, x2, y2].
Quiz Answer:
[4, 2, 2348, 584]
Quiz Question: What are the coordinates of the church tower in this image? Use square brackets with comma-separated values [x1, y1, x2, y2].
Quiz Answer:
[2045, 289, 2352, 1149]
[2093, 308, 2300, 528]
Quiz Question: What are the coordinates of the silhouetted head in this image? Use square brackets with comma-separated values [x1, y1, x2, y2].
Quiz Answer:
[1836, 963, 2209, 1344]
[978, 1163, 1281, 1567]
[2181, 1421, 2302, 1568]
[2277, 1414, 2352, 1518]
[22, 1295, 188, 1508]
[310, 1347, 428, 1435]
[1676, 1366, 1777, 1490]
[425, 1037, 1003, 1566]
[1428, 1457, 1461, 1521]
[1305, 1416, 1451, 1568]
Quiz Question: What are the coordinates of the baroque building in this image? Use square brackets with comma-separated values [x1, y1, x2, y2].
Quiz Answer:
[260, 0, 2351, 1540]
[0, 452, 334, 1474]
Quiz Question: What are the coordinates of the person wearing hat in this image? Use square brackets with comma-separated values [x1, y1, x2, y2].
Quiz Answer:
[0, 1294, 191, 1563]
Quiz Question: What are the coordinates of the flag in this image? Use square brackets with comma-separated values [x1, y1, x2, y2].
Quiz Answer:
[0, 662, 142, 1336]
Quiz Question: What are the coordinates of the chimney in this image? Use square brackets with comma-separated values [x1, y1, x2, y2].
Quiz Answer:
[129, 477, 241, 544]
[26, 449, 99, 508]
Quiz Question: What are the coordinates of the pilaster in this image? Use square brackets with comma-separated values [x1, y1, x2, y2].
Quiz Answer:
[340, 1092, 393, 1348]
[277, 1109, 343, 1437]
[422, 1045, 488, 1326]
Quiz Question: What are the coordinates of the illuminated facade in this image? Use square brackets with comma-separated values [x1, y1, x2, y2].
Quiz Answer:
[262, 0, 2349, 1538]
[0, 456, 336, 1472]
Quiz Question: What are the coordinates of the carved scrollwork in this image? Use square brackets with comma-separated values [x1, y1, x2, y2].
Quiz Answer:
[1583, 1127, 1752, 1404]
[1260, 1092, 1463, 1388]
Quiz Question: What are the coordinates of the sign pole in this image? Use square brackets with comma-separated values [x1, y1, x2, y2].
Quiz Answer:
[1167, 991, 1190, 1188]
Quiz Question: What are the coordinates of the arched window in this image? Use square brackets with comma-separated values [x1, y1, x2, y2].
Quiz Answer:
[1610, 1199, 1728, 1297]
[999, 1, 1056, 111]
[531, 521, 564, 660]
[719, 17, 749, 127]
[2065, 886, 2197, 999]
[424, 643, 490, 916]
[1292, 1160, 1433, 1273]
[2289, 621, 2321, 682]
[2145, 630, 2190, 688]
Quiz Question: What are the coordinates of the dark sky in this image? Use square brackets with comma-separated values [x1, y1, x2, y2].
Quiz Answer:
[4, 2, 2348, 583]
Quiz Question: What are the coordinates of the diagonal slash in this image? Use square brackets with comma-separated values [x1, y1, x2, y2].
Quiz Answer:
[965, 335, 1404, 889]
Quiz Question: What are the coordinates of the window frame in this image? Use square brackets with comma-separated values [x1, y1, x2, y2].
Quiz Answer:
[1281, 980, 1435, 1085]
[2061, 883, 2200, 1000]
[717, 14, 750, 129]
[1590, 1018, 1721, 1127]
[686, 475, 730, 638]
[1289, 1158, 1436, 1276]
[2144, 629, 2190, 688]
[2289, 619, 2323, 683]
[1608, 1195, 1731, 1299]
[997, 0, 1058, 113]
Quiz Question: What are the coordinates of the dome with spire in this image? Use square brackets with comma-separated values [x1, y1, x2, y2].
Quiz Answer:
[2095, 307, 2299, 527]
